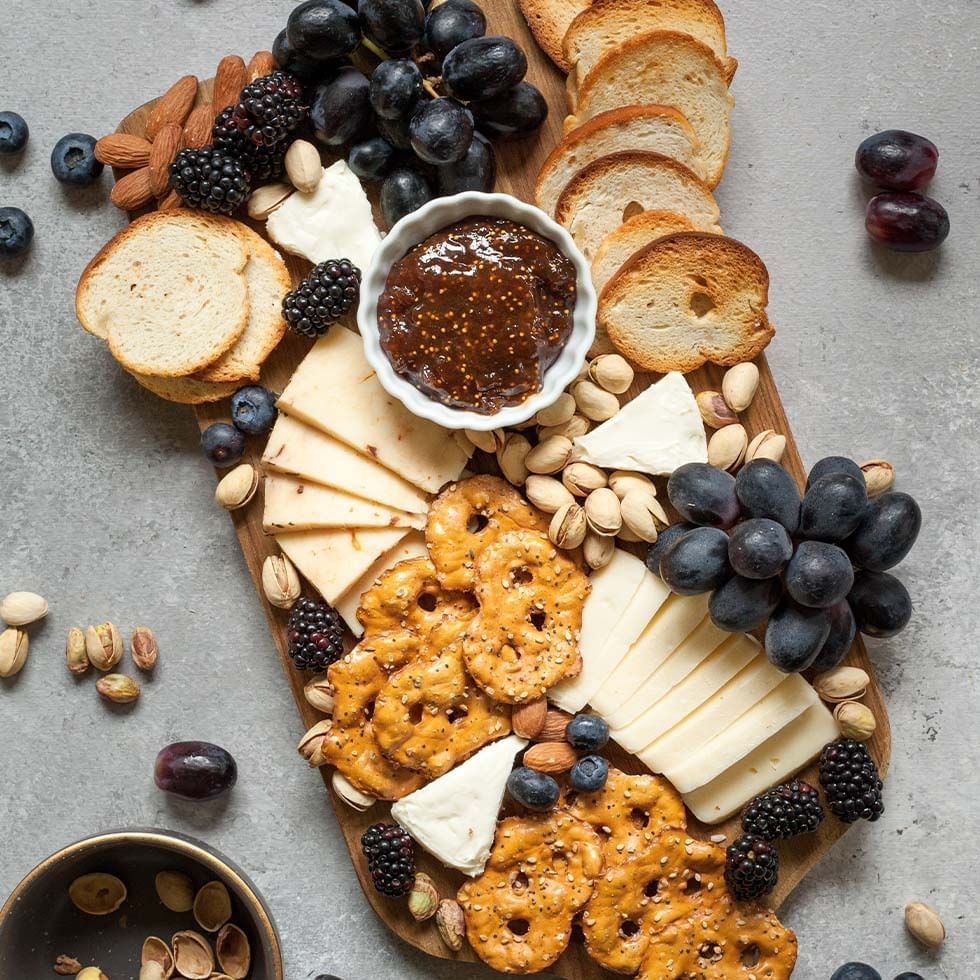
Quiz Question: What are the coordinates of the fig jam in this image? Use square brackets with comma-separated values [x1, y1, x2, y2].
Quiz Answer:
[377, 217, 577, 414]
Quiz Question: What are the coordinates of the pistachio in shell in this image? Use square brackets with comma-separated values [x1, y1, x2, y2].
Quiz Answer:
[68, 873, 127, 915]
[139, 963, 166, 980]
[215, 922, 251, 979]
[171, 930, 215, 980]
[155, 870, 195, 912]
[141, 936, 174, 978]
[193, 880, 232, 932]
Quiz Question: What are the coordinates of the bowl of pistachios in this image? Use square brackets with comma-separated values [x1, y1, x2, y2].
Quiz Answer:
[0, 828, 282, 979]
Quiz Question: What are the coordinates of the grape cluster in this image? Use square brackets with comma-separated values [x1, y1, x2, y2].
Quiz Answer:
[274, 0, 547, 228]
[649, 457, 921, 674]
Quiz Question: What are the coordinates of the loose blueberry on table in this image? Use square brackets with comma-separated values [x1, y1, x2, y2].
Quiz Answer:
[0, 207, 34, 258]
[50, 133, 103, 185]
[0, 111, 29, 155]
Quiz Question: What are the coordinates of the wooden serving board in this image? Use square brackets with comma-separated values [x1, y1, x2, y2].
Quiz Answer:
[118, 3, 890, 973]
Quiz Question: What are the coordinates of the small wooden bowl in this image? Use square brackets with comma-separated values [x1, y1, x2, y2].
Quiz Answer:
[0, 828, 283, 978]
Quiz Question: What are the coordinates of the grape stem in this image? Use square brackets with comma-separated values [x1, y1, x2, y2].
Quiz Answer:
[356, 38, 446, 102]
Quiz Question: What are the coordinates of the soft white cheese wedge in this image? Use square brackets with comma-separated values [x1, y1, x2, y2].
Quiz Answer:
[573, 371, 708, 475]
[266, 160, 381, 269]
[391, 735, 527, 877]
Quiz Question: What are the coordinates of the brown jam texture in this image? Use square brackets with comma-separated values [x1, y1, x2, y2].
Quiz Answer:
[377, 217, 577, 415]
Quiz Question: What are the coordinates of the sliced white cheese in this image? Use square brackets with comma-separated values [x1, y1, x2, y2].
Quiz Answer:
[263, 413, 429, 514]
[276, 526, 410, 605]
[549, 550, 649, 714]
[263, 473, 425, 533]
[665, 674, 820, 794]
[684, 704, 840, 824]
[573, 372, 708, 476]
[391, 734, 527, 876]
[591, 590, 709, 721]
[265, 160, 382, 270]
[277, 326, 470, 494]
[638, 652, 787, 774]
[617, 634, 762, 756]
[333, 532, 429, 636]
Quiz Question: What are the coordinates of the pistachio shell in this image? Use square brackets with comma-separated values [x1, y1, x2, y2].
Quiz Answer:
[215, 464, 258, 510]
[549, 502, 587, 550]
[707, 423, 748, 471]
[76, 970, 108, 980]
[608, 470, 656, 500]
[408, 872, 439, 922]
[583, 532, 615, 570]
[562, 461, 607, 497]
[696, 390, 738, 428]
[463, 428, 502, 453]
[247, 181, 292, 220]
[262, 554, 301, 609]
[496, 433, 531, 486]
[215, 923, 251, 979]
[85, 622, 123, 671]
[534, 392, 576, 428]
[721, 362, 760, 412]
[524, 475, 575, 515]
[745, 430, 787, 464]
[860, 459, 895, 497]
[0, 628, 29, 677]
[303, 674, 335, 713]
[298, 719, 332, 767]
[331, 770, 377, 811]
[588, 354, 634, 394]
[69, 873, 127, 915]
[619, 491, 661, 543]
[0, 590, 48, 626]
[813, 666, 870, 703]
[155, 870, 195, 912]
[140, 963, 166, 980]
[172, 931, 215, 980]
[904, 901, 945, 948]
[833, 700, 876, 740]
[538, 414, 591, 442]
[193, 881, 232, 932]
[572, 380, 620, 421]
[141, 936, 175, 978]
[525, 435, 573, 475]
[584, 487, 622, 536]
[284, 139, 322, 194]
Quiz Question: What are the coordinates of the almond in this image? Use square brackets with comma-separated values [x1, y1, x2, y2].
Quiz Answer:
[512, 699, 547, 739]
[213, 55, 247, 112]
[246, 50, 278, 81]
[148, 123, 182, 198]
[538, 708, 573, 742]
[182, 103, 215, 150]
[146, 75, 199, 140]
[95, 133, 152, 169]
[110, 167, 154, 211]
[524, 741, 578, 774]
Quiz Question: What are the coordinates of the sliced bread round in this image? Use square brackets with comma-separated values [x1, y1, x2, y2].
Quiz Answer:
[130, 372, 240, 405]
[565, 30, 735, 187]
[554, 150, 721, 263]
[598, 232, 774, 373]
[535, 105, 706, 217]
[518, 0, 590, 71]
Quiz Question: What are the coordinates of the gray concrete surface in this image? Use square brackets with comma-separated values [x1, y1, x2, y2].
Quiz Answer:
[1, 1, 977, 978]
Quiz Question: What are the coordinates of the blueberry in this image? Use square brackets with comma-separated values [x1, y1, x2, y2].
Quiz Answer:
[893, 974, 924, 980]
[566, 714, 609, 752]
[507, 766, 559, 811]
[0, 207, 34, 258]
[50, 133, 104, 186]
[231, 386, 278, 435]
[201, 422, 246, 467]
[570, 755, 609, 792]
[0, 111, 29, 155]
[645, 521, 696, 577]
[830, 964, 882, 980]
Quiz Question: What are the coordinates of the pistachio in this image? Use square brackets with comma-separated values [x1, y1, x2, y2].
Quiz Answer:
[303, 673, 335, 713]
[833, 700, 876, 740]
[549, 502, 587, 550]
[65, 626, 90, 675]
[435, 898, 466, 952]
[721, 362, 760, 412]
[193, 880, 232, 932]
[246, 181, 292, 220]
[562, 461, 608, 497]
[745, 430, 787, 464]
[96, 674, 141, 704]
[584, 487, 622, 536]
[215, 464, 258, 510]
[496, 433, 531, 486]
[608, 470, 656, 500]
[619, 490, 662, 543]
[155, 871, 195, 912]
[69, 873, 127, 915]
[904, 901, 945, 948]
[589, 353, 635, 394]
[298, 718, 332, 766]
[139, 963, 165, 980]
[617, 526, 643, 544]
[216, 922, 251, 979]
[331, 770, 376, 811]
[860, 459, 895, 497]
[141, 936, 174, 977]
[572, 380, 620, 422]
[76, 970, 108, 980]
[524, 475, 575, 515]
[0, 627, 29, 677]
[262, 554, 301, 609]
[85, 622, 123, 671]
[172, 930, 214, 980]
[53, 954, 83, 975]
[525, 435, 573, 475]
[130, 626, 159, 671]
[0, 590, 48, 626]
[696, 390, 739, 428]
[284, 139, 322, 193]
[408, 872, 440, 922]
[534, 392, 576, 428]
[707, 423, 748, 471]
[538, 414, 591, 442]
[583, 532, 615, 570]
[463, 428, 502, 454]
[813, 666, 869, 703]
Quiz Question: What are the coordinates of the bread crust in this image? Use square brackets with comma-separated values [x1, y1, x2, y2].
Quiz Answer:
[129, 371, 239, 404]
[517, 0, 590, 71]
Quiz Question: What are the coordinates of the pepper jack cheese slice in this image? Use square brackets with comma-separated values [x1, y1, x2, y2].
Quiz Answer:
[684, 704, 840, 824]
[276, 526, 410, 605]
[263, 413, 430, 514]
[277, 326, 471, 494]
[391, 734, 528, 876]
[549, 549, 650, 714]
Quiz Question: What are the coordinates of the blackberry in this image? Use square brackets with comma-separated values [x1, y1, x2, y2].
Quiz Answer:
[212, 106, 288, 181]
[169, 146, 250, 215]
[360, 822, 415, 897]
[819, 738, 885, 823]
[741, 780, 824, 841]
[286, 597, 345, 671]
[231, 70, 306, 148]
[724, 835, 779, 901]
[282, 260, 361, 337]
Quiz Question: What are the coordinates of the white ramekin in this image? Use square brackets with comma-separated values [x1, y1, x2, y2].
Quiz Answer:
[357, 191, 596, 432]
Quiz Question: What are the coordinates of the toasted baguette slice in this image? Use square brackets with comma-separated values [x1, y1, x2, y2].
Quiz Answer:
[130, 372, 239, 404]
[566, 31, 735, 187]
[599, 232, 774, 373]
[196, 230, 290, 383]
[563, 0, 737, 108]
[518, 0, 590, 71]
[554, 151, 721, 263]
[535, 106, 705, 216]
[76, 211, 249, 377]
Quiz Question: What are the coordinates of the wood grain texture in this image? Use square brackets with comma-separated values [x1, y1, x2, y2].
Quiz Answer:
[116, 2, 890, 971]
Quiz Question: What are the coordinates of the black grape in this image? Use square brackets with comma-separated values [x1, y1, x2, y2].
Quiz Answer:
[409, 98, 474, 165]
[785, 541, 854, 609]
[659, 527, 733, 596]
[734, 458, 801, 533]
[667, 463, 740, 529]
[369, 59, 423, 119]
[471, 82, 549, 140]
[765, 602, 831, 673]
[443, 36, 528, 101]
[436, 132, 496, 194]
[645, 522, 696, 578]
[423, 0, 487, 61]
[348, 137, 397, 181]
[709, 576, 782, 633]
[848, 491, 921, 571]
[806, 456, 864, 490]
[728, 518, 793, 580]
[310, 67, 372, 146]
[809, 600, 857, 672]
[287, 0, 361, 61]
[359, 0, 426, 53]
[381, 168, 434, 228]
[799, 472, 868, 542]
[849, 570, 912, 638]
